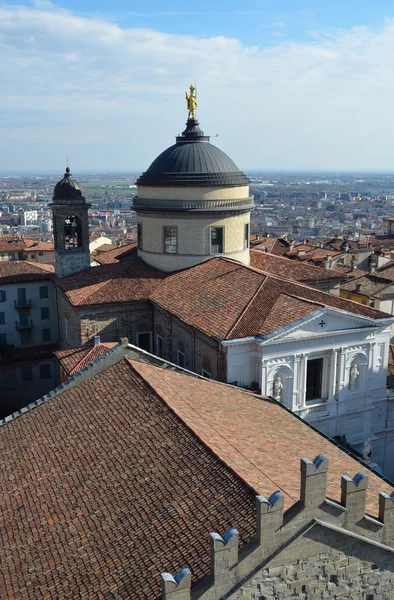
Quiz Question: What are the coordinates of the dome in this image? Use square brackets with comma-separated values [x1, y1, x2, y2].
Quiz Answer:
[52, 168, 85, 202]
[137, 119, 249, 187]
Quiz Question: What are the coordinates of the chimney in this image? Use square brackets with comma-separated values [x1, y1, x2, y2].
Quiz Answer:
[94, 335, 101, 346]
[356, 283, 362, 293]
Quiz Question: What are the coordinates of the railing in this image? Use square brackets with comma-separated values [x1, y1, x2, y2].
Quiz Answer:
[132, 195, 255, 211]
[15, 319, 33, 330]
[14, 299, 32, 309]
[295, 402, 329, 419]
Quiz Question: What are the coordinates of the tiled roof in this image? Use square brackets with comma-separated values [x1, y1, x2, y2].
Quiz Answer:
[249, 236, 290, 255]
[54, 342, 118, 375]
[250, 249, 346, 282]
[150, 258, 390, 341]
[0, 237, 54, 252]
[341, 273, 394, 297]
[91, 242, 137, 265]
[0, 359, 257, 599]
[0, 261, 54, 284]
[57, 258, 166, 306]
[133, 360, 393, 516]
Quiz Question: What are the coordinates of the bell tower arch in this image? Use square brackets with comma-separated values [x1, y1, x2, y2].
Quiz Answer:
[50, 167, 91, 277]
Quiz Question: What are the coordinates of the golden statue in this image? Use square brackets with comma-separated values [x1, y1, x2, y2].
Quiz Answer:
[185, 84, 197, 119]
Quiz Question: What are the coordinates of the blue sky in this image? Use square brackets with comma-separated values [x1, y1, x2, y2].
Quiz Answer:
[2, 1, 394, 171]
[48, 0, 391, 46]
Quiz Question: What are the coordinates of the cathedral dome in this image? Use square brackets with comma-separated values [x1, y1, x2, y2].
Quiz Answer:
[137, 119, 249, 187]
[52, 168, 85, 202]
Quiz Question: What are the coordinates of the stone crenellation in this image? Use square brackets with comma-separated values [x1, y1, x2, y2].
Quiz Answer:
[160, 455, 394, 600]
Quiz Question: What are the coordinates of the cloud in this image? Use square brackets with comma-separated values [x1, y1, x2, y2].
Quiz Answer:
[1, 3, 394, 170]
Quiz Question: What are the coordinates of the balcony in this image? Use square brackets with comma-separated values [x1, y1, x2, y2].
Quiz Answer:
[14, 299, 32, 309]
[15, 319, 33, 330]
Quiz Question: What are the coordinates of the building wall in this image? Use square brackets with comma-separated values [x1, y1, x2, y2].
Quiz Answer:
[25, 250, 55, 264]
[153, 305, 225, 379]
[137, 184, 250, 202]
[0, 279, 57, 349]
[57, 292, 154, 350]
[0, 357, 57, 419]
[137, 211, 251, 272]
[231, 527, 394, 599]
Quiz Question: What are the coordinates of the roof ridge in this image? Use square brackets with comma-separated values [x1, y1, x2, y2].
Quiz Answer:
[226, 276, 268, 340]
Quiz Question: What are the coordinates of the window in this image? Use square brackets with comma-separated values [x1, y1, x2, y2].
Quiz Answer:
[64, 215, 82, 249]
[136, 331, 152, 353]
[39, 364, 51, 379]
[42, 328, 51, 342]
[0, 312, 5, 325]
[211, 227, 224, 253]
[39, 251, 44, 256]
[163, 226, 177, 254]
[30, 254, 36, 259]
[20, 330, 30, 344]
[22, 366, 33, 381]
[41, 307, 50, 320]
[0, 333, 7, 347]
[17, 288, 27, 305]
[177, 350, 185, 368]
[137, 223, 143, 250]
[306, 358, 324, 402]
[39, 285, 49, 299]
[202, 369, 211, 379]
[244, 223, 250, 249]
[8, 253, 15, 261]
[0, 290, 5, 302]
[156, 334, 164, 358]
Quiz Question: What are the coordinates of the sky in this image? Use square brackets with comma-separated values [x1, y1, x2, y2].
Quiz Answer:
[2, 0, 394, 172]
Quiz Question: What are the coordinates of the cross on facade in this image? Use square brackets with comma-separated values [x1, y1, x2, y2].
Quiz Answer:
[319, 319, 326, 328]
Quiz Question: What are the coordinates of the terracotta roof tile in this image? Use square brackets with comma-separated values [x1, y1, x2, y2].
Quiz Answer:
[91, 242, 137, 265]
[57, 258, 165, 306]
[132, 361, 393, 516]
[0, 261, 54, 284]
[54, 342, 118, 375]
[250, 249, 346, 282]
[341, 273, 393, 297]
[150, 258, 390, 341]
[0, 359, 256, 599]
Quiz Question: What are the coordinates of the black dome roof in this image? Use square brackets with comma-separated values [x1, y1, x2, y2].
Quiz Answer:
[52, 168, 85, 202]
[137, 119, 249, 187]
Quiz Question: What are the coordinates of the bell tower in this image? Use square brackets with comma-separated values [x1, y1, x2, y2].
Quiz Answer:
[50, 167, 91, 278]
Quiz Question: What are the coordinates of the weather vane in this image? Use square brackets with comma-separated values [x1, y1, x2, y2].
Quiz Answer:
[185, 84, 197, 119]
[66, 157, 70, 171]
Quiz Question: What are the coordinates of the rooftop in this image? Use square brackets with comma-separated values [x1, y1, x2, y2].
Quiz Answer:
[150, 257, 390, 341]
[250, 249, 346, 283]
[57, 257, 165, 306]
[0, 261, 54, 284]
[90, 242, 137, 265]
[54, 341, 118, 375]
[0, 348, 391, 599]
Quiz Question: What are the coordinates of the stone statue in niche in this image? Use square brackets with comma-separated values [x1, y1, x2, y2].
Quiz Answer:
[349, 361, 360, 389]
[273, 375, 284, 401]
[362, 438, 372, 463]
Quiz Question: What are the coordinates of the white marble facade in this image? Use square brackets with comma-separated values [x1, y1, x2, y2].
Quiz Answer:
[223, 307, 394, 481]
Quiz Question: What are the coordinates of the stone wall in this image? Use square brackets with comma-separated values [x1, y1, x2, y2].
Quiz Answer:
[233, 527, 393, 600]
[160, 455, 394, 600]
[57, 288, 154, 349]
[153, 305, 225, 379]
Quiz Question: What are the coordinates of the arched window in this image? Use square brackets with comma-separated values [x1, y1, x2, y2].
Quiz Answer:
[64, 215, 82, 249]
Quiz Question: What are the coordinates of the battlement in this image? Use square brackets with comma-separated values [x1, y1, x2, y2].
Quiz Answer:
[160, 455, 394, 600]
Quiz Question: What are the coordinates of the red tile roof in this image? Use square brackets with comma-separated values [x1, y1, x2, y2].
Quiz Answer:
[0, 261, 54, 284]
[54, 342, 118, 375]
[250, 249, 346, 282]
[57, 258, 165, 306]
[133, 360, 393, 516]
[91, 243, 137, 265]
[0, 359, 257, 599]
[150, 258, 390, 341]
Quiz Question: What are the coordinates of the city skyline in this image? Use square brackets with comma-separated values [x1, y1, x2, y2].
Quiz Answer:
[2, 1, 394, 171]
